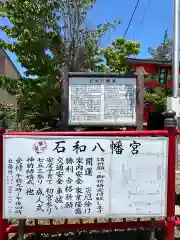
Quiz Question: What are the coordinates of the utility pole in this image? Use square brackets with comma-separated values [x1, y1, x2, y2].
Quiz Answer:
[173, 0, 180, 172]
[168, 0, 180, 173]
[172, 0, 180, 98]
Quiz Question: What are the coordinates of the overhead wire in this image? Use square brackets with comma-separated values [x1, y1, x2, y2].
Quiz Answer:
[123, 0, 141, 38]
[133, 0, 152, 40]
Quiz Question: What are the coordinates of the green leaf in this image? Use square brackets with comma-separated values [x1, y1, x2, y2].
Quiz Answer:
[0, 0, 140, 130]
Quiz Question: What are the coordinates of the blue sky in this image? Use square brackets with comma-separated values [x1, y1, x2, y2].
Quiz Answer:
[0, 0, 174, 75]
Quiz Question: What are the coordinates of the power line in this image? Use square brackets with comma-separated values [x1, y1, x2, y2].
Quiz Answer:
[133, 0, 152, 40]
[124, 0, 141, 38]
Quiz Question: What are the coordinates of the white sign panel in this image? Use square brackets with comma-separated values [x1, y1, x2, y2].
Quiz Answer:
[3, 135, 168, 219]
[68, 77, 136, 126]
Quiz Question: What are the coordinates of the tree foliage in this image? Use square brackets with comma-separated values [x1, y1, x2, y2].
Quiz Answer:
[0, 0, 140, 130]
[0, 75, 62, 130]
[147, 30, 174, 113]
[100, 38, 140, 72]
[144, 87, 172, 112]
[148, 30, 173, 61]
[0, 0, 110, 75]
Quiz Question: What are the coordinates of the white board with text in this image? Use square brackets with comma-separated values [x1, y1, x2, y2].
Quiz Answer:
[68, 77, 136, 126]
[3, 135, 168, 219]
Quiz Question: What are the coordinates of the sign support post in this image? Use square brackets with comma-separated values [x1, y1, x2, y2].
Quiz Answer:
[135, 67, 147, 130]
[0, 112, 8, 240]
[60, 67, 69, 131]
[164, 110, 177, 240]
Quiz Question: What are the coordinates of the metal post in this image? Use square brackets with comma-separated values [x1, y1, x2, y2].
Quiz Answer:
[164, 110, 177, 240]
[172, 0, 180, 98]
[0, 112, 8, 240]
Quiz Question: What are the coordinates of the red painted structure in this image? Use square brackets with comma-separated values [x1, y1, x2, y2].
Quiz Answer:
[126, 58, 179, 88]
[0, 126, 178, 240]
[127, 58, 179, 126]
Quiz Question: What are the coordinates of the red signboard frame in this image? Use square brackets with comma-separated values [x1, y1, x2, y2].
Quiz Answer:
[0, 128, 178, 240]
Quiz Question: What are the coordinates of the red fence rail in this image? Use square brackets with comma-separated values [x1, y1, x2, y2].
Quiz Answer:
[0, 120, 179, 240]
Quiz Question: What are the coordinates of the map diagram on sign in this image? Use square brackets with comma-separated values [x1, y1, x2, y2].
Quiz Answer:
[110, 145, 167, 217]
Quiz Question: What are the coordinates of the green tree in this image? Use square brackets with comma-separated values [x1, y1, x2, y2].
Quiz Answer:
[0, 0, 110, 129]
[148, 30, 173, 61]
[0, 0, 109, 76]
[0, 0, 140, 130]
[100, 38, 140, 72]
[144, 87, 171, 112]
[147, 30, 174, 116]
